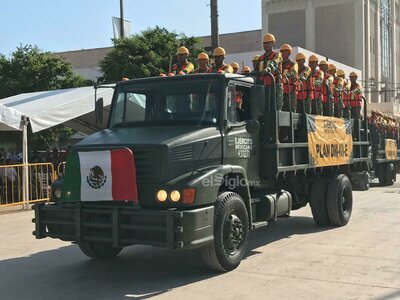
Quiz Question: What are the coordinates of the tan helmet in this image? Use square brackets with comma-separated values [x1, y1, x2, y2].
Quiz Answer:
[213, 47, 226, 57]
[319, 60, 328, 66]
[337, 69, 346, 77]
[177, 46, 189, 55]
[309, 54, 319, 62]
[263, 33, 276, 43]
[243, 66, 251, 73]
[252, 54, 260, 61]
[295, 53, 307, 61]
[197, 52, 209, 60]
[280, 44, 292, 52]
[231, 62, 240, 70]
[349, 71, 358, 77]
[328, 63, 337, 71]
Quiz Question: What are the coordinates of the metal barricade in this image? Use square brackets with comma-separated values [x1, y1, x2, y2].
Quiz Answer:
[0, 163, 55, 207]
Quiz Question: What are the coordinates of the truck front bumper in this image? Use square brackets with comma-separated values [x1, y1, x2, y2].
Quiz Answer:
[33, 203, 214, 250]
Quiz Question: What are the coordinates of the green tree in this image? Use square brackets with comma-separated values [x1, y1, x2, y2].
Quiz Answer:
[0, 45, 87, 150]
[100, 26, 204, 82]
[0, 45, 86, 98]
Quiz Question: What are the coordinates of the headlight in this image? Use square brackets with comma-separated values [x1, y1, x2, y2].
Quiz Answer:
[156, 190, 168, 202]
[53, 187, 62, 199]
[170, 190, 181, 202]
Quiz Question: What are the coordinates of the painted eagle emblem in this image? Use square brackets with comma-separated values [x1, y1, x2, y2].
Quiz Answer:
[86, 165, 107, 189]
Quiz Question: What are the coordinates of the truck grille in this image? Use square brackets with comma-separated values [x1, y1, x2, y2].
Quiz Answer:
[132, 148, 162, 183]
[169, 145, 194, 161]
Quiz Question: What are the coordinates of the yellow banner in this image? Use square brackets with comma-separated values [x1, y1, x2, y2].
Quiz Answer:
[385, 139, 397, 160]
[307, 115, 353, 167]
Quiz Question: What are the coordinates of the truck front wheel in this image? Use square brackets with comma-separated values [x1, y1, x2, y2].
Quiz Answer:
[309, 181, 329, 226]
[326, 174, 352, 226]
[78, 242, 122, 259]
[201, 192, 249, 272]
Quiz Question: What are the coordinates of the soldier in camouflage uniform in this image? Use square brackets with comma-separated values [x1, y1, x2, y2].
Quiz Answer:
[256, 33, 283, 110]
[280, 44, 298, 112]
[296, 53, 312, 114]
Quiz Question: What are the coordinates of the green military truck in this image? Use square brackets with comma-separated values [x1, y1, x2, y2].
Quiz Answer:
[33, 73, 372, 271]
[368, 118, 399, 187]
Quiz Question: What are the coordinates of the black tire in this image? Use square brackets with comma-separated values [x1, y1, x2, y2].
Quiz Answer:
[201, 192, 249, 272]
[309, 181, 329, 226]
[79, 241, 122, 259]
[378, 166, 386, 185]
[326, 174, 352, 226]
[385, 163, 395, 186]
[358, 172, 370, 191]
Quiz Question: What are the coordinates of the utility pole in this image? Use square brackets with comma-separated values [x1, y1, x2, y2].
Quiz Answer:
[210, 0, 219, 50]
[120, 0, 125, 38]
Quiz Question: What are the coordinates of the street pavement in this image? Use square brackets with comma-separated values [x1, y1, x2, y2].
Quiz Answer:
[0, 178, 399, 300]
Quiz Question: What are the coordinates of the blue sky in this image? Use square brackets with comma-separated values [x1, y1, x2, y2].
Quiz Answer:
[0, 0, 261, 56]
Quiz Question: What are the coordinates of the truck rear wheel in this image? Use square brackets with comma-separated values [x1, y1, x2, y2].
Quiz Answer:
[384, 163, 396, 186]
[358, 172, 370, 191]
[326, 174, 352, 226]
[309, 181, 329, 226]
[201, 192, 249, 272]
[78, 242, 122, 259]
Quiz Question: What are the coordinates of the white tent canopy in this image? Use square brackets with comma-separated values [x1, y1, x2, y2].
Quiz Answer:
[0, 85, 115, 209]
[0, 104, 23, 131]
[0, 86, 114, 134]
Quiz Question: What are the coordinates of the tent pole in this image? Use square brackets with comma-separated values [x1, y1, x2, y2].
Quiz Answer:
[21, 116, 29, 210]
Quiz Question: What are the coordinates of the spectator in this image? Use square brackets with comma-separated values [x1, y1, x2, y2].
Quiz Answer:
[51, 148, 60, 166]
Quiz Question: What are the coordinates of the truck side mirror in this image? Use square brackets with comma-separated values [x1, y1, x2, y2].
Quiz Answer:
[250, 85, 265, 119]
[95, 97, 104, 125]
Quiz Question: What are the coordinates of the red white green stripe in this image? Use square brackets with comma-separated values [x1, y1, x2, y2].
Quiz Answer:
[62, 149, 138, 202]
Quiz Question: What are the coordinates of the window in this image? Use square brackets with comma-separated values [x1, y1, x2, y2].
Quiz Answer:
[226, 84, 251, 124]
[109, 78, 221, 127]
[380, 0, 392, 80]
[110, 92, 146, 125]
[371, 36, 374, 54]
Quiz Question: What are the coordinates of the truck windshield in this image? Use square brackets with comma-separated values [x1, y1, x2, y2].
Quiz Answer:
[109, 78, 222, 127]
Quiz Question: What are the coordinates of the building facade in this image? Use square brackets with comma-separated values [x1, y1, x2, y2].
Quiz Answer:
[262, 0, 400, 106]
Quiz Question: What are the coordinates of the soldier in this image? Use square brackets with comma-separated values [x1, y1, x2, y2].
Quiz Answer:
[242, 66, 251, 74]
[194, 52, 210, 73]
[308, 55, 324, 115]
[337, 69, 351, 118]
[251, 55, 260, 72]
[208, 47, 233, 73]
[256, 33, 283, 110]
[280, 44, 298, 112]
[231, 62, 240, 74]
[319, 60, 334, 116]
[329, 64, 344, 118]
[296, 53, 312, 114]
[169, 46, 194, 75]
[349, 71, 363, 119]
[327, 63, 337, 76]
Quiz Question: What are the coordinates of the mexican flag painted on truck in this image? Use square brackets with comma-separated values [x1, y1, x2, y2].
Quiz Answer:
[62, 148, 138, 202]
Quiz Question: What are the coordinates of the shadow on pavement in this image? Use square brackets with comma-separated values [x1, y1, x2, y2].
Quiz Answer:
[0, 214, 332, 300]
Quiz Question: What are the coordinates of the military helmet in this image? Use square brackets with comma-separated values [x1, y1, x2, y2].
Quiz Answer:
[213, 47, 226, 56]
[349, 71, 358, 77]
[263, 33, 276, 43]
[280, 44, 292, 52]
[337, 69, 346, 77]
[308, 54, 319, 62]
[177, 46, 189, 55]
[197, 52, 209, 60]
[295, 53, 307, 60]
